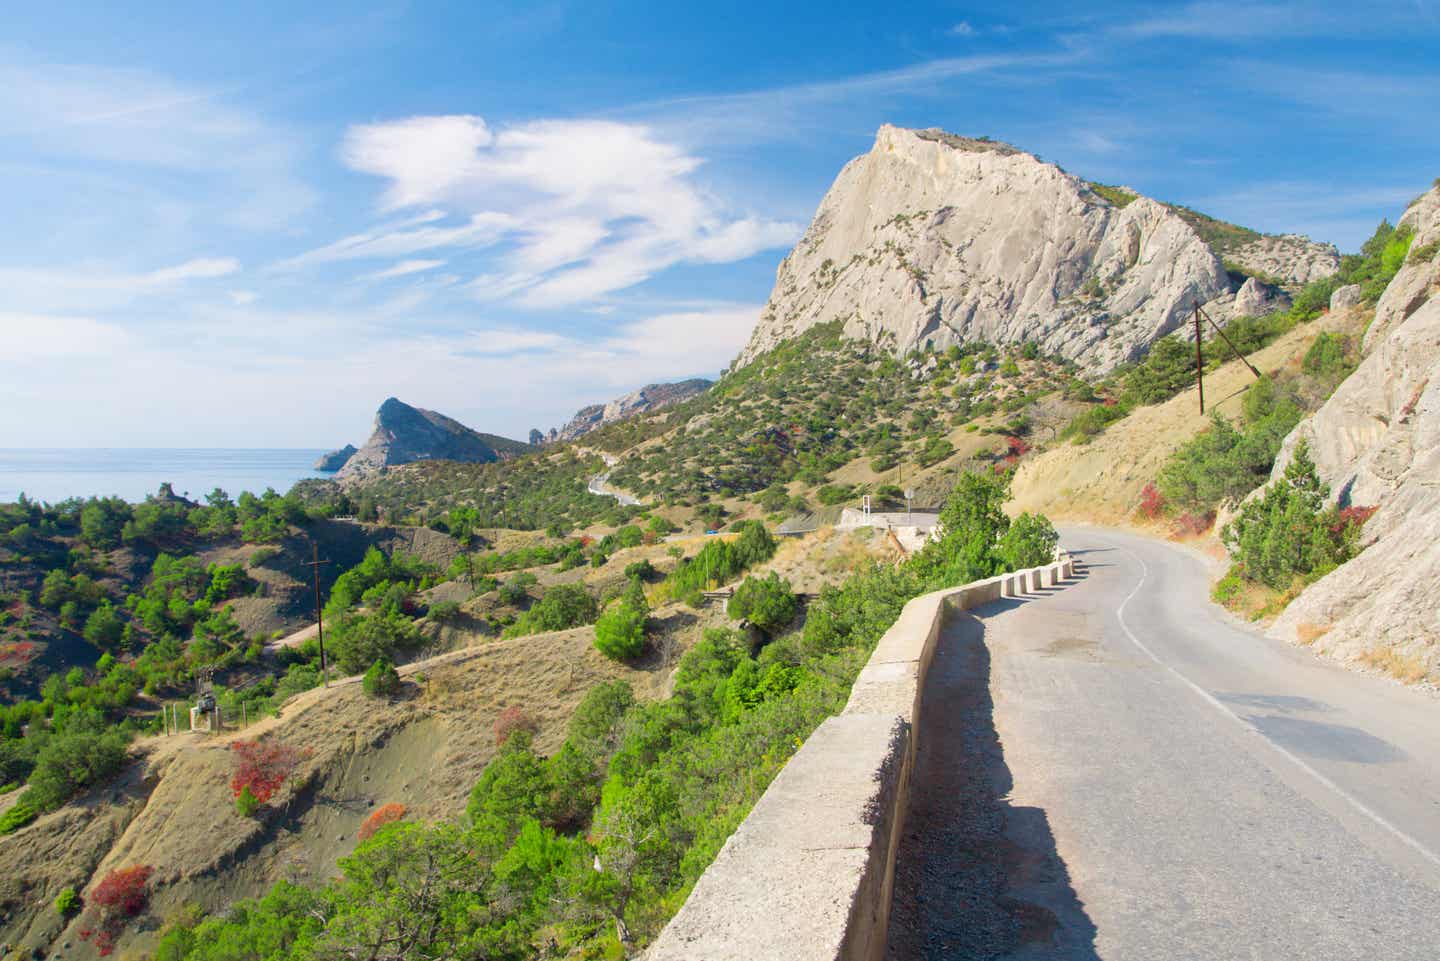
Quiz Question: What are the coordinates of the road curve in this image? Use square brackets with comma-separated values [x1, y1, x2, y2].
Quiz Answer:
[888, 525, 1440, 960]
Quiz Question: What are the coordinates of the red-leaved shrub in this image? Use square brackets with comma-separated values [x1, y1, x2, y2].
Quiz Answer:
[1172, 511, 1215, 537]
[1138, 483, 1167, 520]
[1006, 436, 1031, 458]
[80, 865, 152, 956]
[1335, 504, 1378, 534]
[494, 706, 537, 747]
[358, 802, 407, 841]
[230, 740, 307, 804]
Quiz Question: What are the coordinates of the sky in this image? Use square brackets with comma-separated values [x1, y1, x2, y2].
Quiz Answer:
[3, 1, 1437, 448]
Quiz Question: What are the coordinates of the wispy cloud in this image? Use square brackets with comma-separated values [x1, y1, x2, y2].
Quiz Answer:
[298, 116, 800, 306]
[0, 61, 314, 230]
[0, 257, 241, 313]
[367, 259, 448, 281]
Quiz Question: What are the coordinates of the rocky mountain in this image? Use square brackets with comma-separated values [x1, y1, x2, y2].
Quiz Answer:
[330, 398, 531, 480]
[736, 125, 1337, 372]
[1267, 182, 1440, 670]
[538, 378, 712, 445]
[314, 444, 357, 471]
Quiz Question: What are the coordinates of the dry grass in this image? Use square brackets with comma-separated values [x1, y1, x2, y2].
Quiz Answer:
[1356, 648, 1432, 685]
[1294, 621, 1331, 647]
[1009, 309, 1367, 529]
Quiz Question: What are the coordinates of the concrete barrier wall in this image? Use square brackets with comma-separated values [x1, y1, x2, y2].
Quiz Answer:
[646, 553, 1074, 961]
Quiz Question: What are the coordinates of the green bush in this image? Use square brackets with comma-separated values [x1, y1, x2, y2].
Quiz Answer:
[235, 784, 261, 818]
[503, 584, 598, 638]
[362, 657, 401, 698]
[997, 513, 1058, 570]
[1222, 442, 1355, 589]
[26, 728, 128, 811]
[0, 797, 37, 835]
[55, 886, 79, 915]
[727, 572, 798, 638]
[594, 582, 648, 662]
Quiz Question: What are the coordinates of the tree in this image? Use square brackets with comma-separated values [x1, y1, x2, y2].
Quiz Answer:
[503, 583, 597, 638]
[362, 657, 401, 698]
[80, 498, 131, 550]
[998, 513, 1059, 570]
[727, 572, 798, 638]
[82, 605, 124, 651]
[595, 582, 648, 661]
[1222, 441, 1354, 589]
[915, 470, 1011, 585]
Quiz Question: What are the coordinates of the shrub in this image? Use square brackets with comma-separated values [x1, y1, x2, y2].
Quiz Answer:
[357, 802, 407, 841]
[0, 797, 37, 835]
[27, 728, 129, 811]
[55, 886, 79, 915]
[362, 657, 401, 698]
[81, 864, 152, 956]
[230, 739, 306, 805]
[594, 581, 649, 661]
[997, 513, 1058, 570]
[623, 559, 656, 581]
[503, 584, 598, 638]
[815, 484, 855, 506]
[235, 785, 261, 818]
[1138, 483, 1166, 520]
[727, 572, 799, 638]
[1222, 442, 1353, 589]
[495, 706, 539, 748]
[426, 599, 461, 622]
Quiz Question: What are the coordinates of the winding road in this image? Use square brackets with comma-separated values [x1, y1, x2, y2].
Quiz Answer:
[888, 526, 1440, 960]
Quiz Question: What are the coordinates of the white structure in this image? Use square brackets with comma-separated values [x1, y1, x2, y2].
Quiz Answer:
[837, 507, 941, 553]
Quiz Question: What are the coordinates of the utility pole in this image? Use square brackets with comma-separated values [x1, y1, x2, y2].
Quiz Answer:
[1194, 303, 1206, 414]
[1192, 299, 1263, 415]
[304, 542, 331, 686]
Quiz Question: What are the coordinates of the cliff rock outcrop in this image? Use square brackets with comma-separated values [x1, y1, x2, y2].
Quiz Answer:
[333, 398, 530, 480]
[314, 445, 358, 471]
[541, 378, 711, 444]
[736, 126, 1332, 372]
[1267, 182, 1440, 671]
[1229, 233, 1340, 287]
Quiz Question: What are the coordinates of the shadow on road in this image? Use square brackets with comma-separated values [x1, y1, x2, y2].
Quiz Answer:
[886, 611, 1099, 961]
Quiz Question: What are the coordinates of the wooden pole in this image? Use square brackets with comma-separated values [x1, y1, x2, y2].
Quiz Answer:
[1194, 304, 1206, 414]
[1197, 302, 1263, 381]
[304, 542, 331, 687]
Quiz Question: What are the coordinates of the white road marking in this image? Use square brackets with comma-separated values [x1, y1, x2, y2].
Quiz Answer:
[1110, 546, 1440, 873]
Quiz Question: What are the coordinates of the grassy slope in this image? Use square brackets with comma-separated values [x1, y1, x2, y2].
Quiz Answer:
[1009, 308, 1367, 530]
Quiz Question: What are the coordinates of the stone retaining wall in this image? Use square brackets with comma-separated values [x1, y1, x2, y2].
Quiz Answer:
[646, 553, 1076, 960]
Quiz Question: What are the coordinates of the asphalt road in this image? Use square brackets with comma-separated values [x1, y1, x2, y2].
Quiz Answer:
[890, 526, 1440, 960]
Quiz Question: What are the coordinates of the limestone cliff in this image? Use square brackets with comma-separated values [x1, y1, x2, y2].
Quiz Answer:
[1267, 182, 1440, 670]
[540, 378, 712, 445]
[313, 444, 357, 471]
[736, 125, 1335, 372]
[334, 398, 530, 480]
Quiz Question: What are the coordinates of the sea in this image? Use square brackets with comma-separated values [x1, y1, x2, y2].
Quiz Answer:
[0, 449, 332, 505]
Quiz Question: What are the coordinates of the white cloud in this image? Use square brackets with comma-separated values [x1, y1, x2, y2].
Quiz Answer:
[0, 257, 242, 313]
[229, 290, 259, 305]
[367, 259, 448, 281]
[318, 115, 800, 306]
[0, 313, 133, 359]
[948, 21, 976, 36]
[274, 213, 515, 269]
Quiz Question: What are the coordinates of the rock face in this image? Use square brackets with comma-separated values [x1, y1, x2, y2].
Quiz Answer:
[1329, 283, 1363, 313]
[314, 445, 358, 472]
[736, 125, 1299, 372]
[334, 398, 531, 480]
[1267, 182, 1440, 671]
[542, 378, 712, 444]
[1228, 234, 1340, 287]
[1232, 276, 1291, 317]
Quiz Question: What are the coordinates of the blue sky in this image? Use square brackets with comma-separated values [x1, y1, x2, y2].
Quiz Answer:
[3, 1, 1437, 447]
